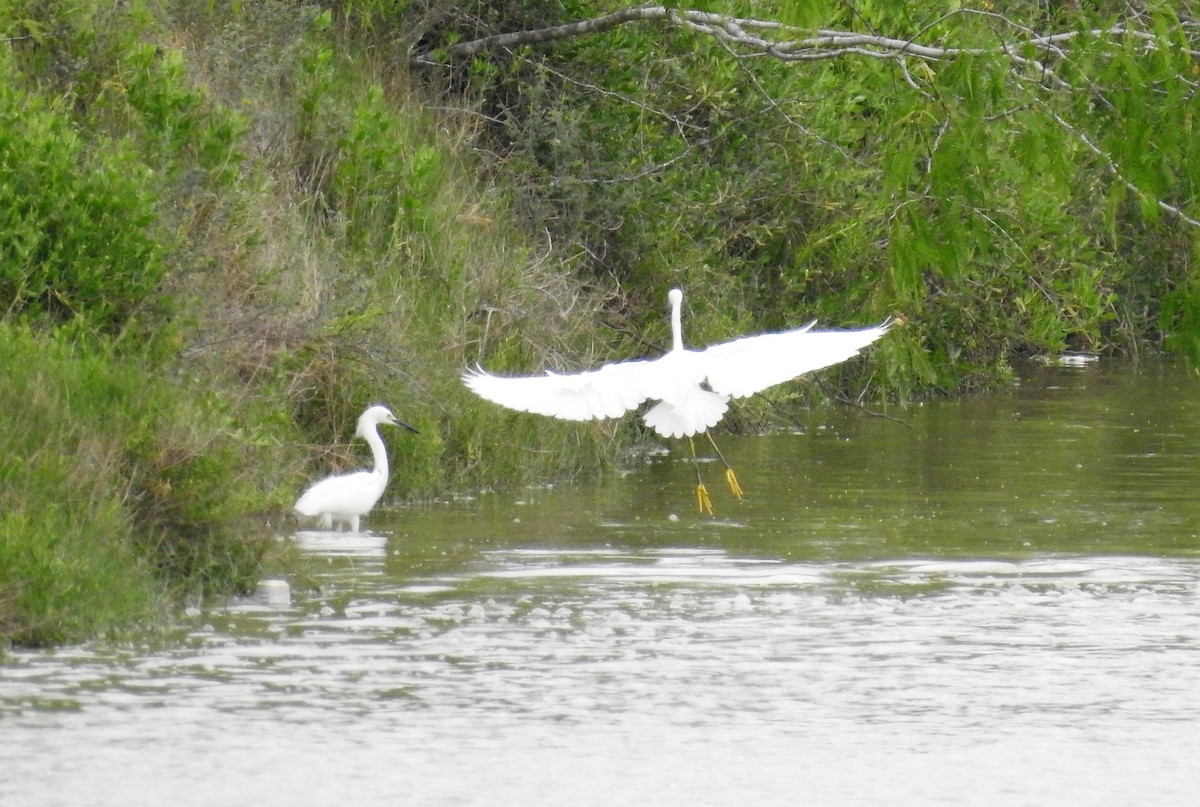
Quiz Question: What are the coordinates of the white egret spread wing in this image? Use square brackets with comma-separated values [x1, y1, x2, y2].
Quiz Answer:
[462, 357, 665, 421]
[461, 288, 893, 515]
[699, 319, 892, 399]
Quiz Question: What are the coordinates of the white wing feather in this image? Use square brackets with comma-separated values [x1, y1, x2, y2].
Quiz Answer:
[462, 314, 891, 434]
[700, 319, 892, 399]
[462, 358, 665, 422]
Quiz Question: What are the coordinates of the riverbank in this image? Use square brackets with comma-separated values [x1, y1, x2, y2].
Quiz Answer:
[2, 1, 1196, 646]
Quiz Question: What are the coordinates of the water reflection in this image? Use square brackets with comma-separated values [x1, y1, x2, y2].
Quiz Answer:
[3, 359, 1200, 806]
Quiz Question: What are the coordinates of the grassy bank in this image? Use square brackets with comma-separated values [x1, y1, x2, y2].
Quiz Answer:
[0, 325, 281, 644]
[0, 1, 623, 646]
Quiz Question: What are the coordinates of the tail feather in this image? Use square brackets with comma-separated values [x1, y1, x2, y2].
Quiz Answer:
[642, 388, 728, 439]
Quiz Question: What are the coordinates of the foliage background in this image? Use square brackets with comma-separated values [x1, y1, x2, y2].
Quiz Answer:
[408, 0, 1199, 396]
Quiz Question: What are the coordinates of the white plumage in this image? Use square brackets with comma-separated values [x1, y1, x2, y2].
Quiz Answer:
[462, 288, 891, 514]
[464, 288, 890, 437]
[294, 405, 418, 533]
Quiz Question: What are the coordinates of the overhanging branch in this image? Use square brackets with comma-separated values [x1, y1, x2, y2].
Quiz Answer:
[411, 5, 1200, 230]
[411, 6, 676, 64]
[410, 5, 1199, 69]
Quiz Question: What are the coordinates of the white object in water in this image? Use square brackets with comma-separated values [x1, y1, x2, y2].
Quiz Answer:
[256, 579, 291, 607]
[294, 405, 418, 533]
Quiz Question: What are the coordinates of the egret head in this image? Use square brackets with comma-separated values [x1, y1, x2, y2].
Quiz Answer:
[668, 288, 683, 307]
[357, 405, 419, 437]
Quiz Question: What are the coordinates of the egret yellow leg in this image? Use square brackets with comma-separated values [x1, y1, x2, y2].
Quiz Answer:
[724, 467, 744, 499]
[688, 436, 715, 516]
[705, 432, 744, 500]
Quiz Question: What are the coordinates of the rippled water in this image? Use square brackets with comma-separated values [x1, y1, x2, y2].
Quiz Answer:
[3, 360, 1200, 805]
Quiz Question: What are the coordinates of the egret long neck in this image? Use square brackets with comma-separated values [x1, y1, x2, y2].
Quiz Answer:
[364, 426, 389, 481]
[670, 291, 684, 352]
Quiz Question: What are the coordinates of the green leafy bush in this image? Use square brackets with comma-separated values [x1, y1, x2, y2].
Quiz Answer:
[403, 0, 1199, 398]
[0, 52, 165, 334]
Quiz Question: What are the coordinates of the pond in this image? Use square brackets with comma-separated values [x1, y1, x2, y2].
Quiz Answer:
[3, 359, 1199, 805]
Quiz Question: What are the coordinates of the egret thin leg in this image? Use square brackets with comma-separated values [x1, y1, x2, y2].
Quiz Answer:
[705, 432, 744, 499]
[688, 436, 714, 516]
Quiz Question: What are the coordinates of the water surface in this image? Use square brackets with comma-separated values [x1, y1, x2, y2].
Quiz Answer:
[3, 360, 1199, 805]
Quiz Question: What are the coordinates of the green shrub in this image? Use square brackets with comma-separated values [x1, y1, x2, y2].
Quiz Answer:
[0, 325, 274, 646]
[0, 52, 166, 334]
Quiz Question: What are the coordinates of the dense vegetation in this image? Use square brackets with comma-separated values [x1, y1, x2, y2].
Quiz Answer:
[409, 0, 1200, 394]
[1, 0, 1196, 645]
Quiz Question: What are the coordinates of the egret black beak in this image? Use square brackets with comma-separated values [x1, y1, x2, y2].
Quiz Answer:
[391, 417, 419, 434]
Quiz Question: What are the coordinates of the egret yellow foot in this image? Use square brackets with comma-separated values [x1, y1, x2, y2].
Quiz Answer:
[695, 483, 714, 516]
[725, 467, 744, 499]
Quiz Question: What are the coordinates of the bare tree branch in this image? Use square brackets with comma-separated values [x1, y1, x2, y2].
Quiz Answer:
[410, 6, 677, 64]
[410, 5, 1199, 69]
[1039, 103, 1200, 229]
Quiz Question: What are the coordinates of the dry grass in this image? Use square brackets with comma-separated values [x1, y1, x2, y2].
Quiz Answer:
[154, 3, 629, 496]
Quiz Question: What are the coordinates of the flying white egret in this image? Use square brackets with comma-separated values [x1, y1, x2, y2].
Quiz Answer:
[294, 405, 418, 533]
[462, 288, 892, 514]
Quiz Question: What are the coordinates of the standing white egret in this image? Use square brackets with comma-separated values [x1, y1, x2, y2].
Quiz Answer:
[463, 288, 891, 514]
[294, 405, 418, 533]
